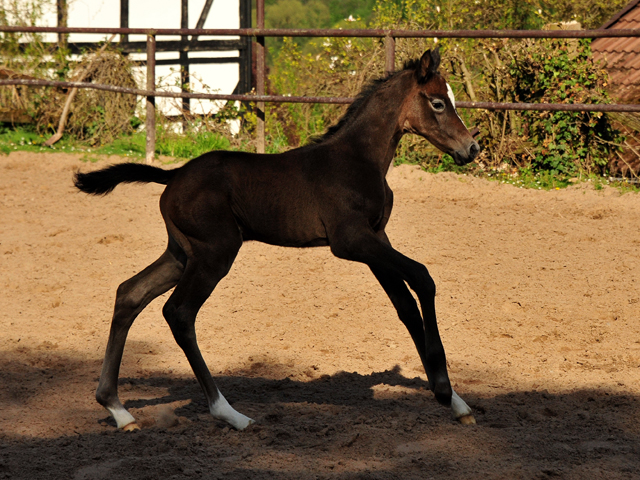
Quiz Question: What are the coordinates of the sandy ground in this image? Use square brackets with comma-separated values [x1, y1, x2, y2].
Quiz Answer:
[1, 151, 639, 480]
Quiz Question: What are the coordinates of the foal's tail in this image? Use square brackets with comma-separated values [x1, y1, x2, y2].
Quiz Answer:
[74, 163, 177, 195]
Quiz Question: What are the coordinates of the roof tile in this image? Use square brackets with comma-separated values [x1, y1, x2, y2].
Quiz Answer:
[592, 2, 640, 100]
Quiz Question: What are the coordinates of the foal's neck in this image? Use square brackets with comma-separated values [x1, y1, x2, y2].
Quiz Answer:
[338, 72, 412, 174]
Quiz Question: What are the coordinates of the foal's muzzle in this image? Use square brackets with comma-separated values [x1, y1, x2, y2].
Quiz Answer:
[452, 141, 480, 166]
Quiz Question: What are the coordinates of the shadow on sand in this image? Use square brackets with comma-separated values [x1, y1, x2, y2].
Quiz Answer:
[0, 351, 639, 479]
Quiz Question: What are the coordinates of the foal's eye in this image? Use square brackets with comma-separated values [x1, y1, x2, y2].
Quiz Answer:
[430, 99, 446, 112]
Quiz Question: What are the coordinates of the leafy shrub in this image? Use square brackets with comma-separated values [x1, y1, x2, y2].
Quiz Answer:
[266, 28, 382, 148]
[459, 38, 623, 176]
[509, 39, 621, 175]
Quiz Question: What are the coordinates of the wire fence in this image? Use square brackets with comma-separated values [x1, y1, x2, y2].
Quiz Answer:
[1, 24, 640, 161]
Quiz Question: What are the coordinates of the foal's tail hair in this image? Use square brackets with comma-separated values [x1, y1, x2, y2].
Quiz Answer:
[74, 163, 178, 195]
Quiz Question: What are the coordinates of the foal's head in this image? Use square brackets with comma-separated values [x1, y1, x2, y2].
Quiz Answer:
[402, 49, 479, 165]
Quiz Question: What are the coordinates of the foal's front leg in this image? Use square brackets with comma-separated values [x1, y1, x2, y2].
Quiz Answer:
[370, 265, 475, 424]
[330, 225, 474, 423]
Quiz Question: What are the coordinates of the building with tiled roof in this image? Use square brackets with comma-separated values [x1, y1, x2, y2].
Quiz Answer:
[592, 0, 640, 102]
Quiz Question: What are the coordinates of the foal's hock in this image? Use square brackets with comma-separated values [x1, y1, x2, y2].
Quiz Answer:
[75, 49, 480, 431]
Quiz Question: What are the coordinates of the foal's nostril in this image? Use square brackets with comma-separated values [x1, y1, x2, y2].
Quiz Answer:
[468, 142, 480, 159]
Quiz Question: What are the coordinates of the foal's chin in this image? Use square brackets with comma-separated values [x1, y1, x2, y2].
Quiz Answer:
[449, 154, 473, 166]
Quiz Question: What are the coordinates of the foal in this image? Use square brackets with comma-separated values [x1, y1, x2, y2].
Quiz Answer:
[75, 48, 480, 431]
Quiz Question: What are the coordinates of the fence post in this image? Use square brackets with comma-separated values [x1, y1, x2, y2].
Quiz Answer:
[146, 34, 156, 165]
[385, 33, 395, 77]
[385, 33, 396, 173]
[256, 0, 266, 153]
[120, 0, 129, 46]
[56, 0, 68, 51]
[180, 0, 190, 127]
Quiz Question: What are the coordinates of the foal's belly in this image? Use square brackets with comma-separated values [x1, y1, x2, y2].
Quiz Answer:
[234, 200, 328, 248]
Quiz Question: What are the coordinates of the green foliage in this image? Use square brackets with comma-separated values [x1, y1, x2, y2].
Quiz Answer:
[264, 0, 626, 179]
[155, 128, 231, 159]
[263, 0, 378, 61]
[545, 0, 630, 29]
[372, 0, 547, 31]
[266, 0, 330, 29]
[448, 38, 622, 177]
[264, 0, 378, 28]
[267, 32, 380, 146]
[368, 1, 625, 178]
[507, 39, 622, 175]
[371, 0, 628, 30]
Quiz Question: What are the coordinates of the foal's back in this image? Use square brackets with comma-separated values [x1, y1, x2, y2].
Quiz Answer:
[160, 143, 384, 248]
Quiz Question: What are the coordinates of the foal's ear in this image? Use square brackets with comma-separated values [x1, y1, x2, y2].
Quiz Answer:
[417, 47, 441, 83]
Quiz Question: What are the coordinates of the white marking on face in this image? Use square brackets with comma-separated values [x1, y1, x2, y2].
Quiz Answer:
[446, 82, 456, 108]
[451, 389, 473, 418]
[446, 82, 466, 126]
[210, 390, 255, 430]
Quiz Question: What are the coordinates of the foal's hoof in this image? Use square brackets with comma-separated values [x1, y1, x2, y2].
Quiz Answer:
[122, 422, 141, 432]
[232, 415, 255, 431]
[457, 415, 476, 425]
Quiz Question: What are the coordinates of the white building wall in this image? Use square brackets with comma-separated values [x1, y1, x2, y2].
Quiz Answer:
[37, 0, 241, 117]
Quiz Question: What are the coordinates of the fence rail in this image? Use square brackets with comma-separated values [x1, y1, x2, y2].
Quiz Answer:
[4, 78, 640, 113]
[3, 26, 640, 38]
[2, 23, 640, 161]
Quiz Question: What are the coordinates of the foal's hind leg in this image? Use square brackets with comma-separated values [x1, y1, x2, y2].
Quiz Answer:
[162, 238, 254, 430]
[96, 248, 184, 430]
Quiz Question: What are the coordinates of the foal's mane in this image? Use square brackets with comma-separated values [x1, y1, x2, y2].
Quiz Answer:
[308, 59, 422, 145]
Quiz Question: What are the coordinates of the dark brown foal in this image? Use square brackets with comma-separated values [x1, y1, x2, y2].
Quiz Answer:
[75, 48, 479, 430]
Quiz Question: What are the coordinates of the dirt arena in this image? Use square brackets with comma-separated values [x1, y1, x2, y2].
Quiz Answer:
[1, 151, 639, 479]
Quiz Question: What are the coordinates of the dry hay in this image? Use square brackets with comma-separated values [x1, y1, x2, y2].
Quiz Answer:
[37, 47, 138, 145]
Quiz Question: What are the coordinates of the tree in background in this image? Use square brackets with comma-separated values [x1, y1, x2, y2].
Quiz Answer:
[263, 0, 378, 60]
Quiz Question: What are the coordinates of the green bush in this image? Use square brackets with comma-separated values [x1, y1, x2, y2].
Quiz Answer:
[266, 31, 381, 148]
[509, 39, 622, 175]
[460, 38, 623, 176]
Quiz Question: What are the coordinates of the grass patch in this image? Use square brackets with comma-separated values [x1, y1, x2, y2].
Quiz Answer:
[93, 132, 146, 158]
[156, 130, 231, 159]
[0, 124, 233, 161]
[606, 178, 640, 193]
[0, 124, 83, 155]
[484, 168, 572, 190]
